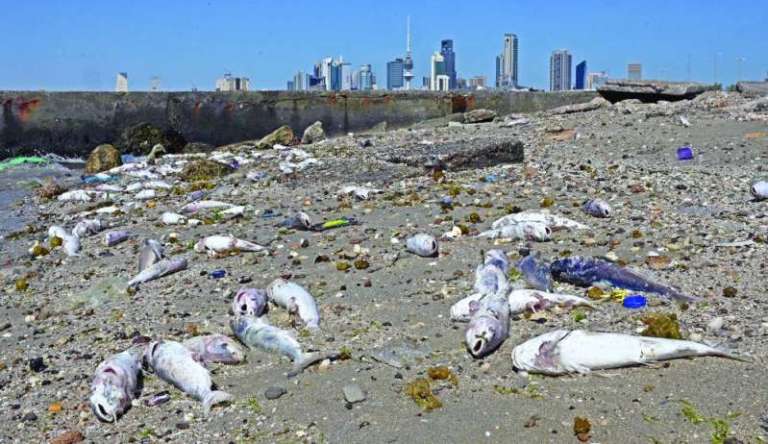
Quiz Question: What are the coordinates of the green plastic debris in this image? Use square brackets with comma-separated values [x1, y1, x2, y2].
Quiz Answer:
[0, 156, 49, 172]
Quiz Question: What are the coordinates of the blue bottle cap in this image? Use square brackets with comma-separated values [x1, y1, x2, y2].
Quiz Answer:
[210, 269, 226, 279]
[623, 294, 647, 309]
[676, 146, 694, 161]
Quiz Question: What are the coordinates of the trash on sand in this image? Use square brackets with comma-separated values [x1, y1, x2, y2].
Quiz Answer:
[622, 294, 647, 309]
[582, 199, 612, 218]
[751, 181, 768, 200]
[90, 348, 142, 422]
[640, 312, 682, 339]
[404, 378, 442, 411]
[677, 145, 694, 160]
[406, 233, 439, 257]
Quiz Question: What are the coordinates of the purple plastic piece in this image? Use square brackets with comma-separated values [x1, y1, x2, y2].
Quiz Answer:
[104, 230, 129, 247]
[144, 391, 171, 407]
[676, 146, 693, 161]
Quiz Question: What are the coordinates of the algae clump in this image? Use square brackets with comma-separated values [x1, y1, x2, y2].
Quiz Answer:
[641, 312, 682, 339]
[404, 378, 442, 411]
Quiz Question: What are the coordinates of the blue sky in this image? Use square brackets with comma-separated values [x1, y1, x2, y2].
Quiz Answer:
[2, 0, 767, 91]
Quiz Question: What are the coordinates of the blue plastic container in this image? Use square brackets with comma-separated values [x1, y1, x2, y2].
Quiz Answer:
[622, 294, 647, 309]
[210, 269, 226, 279]
[676, 146, 694, 161]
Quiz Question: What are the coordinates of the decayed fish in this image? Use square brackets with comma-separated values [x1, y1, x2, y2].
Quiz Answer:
[220, 206, 245, 219]
[232, 288, 268, 317]
[582, 199, 612, 218]
[230, 316, 327, 377]
[751, 181, 768, 200]
[128, 257, 187, 288]
[194, 235, 266, 257]
[278, 212, 312, 230]
[138, 239, 164, 272]
[511, 329, 741, 375]
[268, 279, 320, 330]
[465, 295, 510, 358]
[478, 221, 551, 241]
[482, 249, 510, 274]
[507, 289, 594, 314]
[48, 226, 80, 256]
[338, 185, 380, 200]
[451, 250, 510, 322]
[518, 254, 553, 291]
[134, 189, 156, 201]
[90, 348, 142, 422]
[180, 200, 234, 214]
[57, 189, 98, 202]
[491, 211, 589, 231]
[406, 233, 439, 257]
[143, 340, 232, 414]
[161, 212, 187, 225]
[550, 256, 696, 302]
[182, 334, 245, 365]
[104, 230, 129, 246]
[73, 218, 102, 237]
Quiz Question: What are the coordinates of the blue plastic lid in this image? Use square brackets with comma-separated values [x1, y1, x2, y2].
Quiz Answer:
[210, 269, 226, 279]
[623, 294, 647, 309]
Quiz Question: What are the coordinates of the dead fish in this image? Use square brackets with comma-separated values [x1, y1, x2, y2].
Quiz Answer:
[94, 184, 124, 192]
[278, 212, 312, 230]
[465, 295, 510, 358]
[451, 250, 511, 322]
[268, 279, 320, 330]
[511, 329, 742, 375]
[232, 288, 268, 317]
[138, 239, 164, 272]
[134, 189, 157, 201]
[48, 226, 80, 256]
[161, 212, 187, 225]
[57, 189, 97, 202]
[90, 348, 142, 422]
[482, 249, 510, 274]
[194, 235, 266, 257]
[582, 199, 611, 218]
[338, 185, 380, 200]
[73, 218, 102, 237]
[143, 340, 232, 414]
[751, 181, 768, 200]
[182, 334, 245, 365]
[507, 289, 594, 314]
[220, 206, 245, 219]
[491, 211, 589, 231]
[230, 316, 327, 377]
[104, 230, 129, 247]
[142, 180, 172, 190]
[180, 200, 234, 214]
[128, 257, 187, 288]
[478, 221, 551, 241]
[125, 182, 144, 192]
[518, 253, 553, 291]
[406, 233, 439, 257]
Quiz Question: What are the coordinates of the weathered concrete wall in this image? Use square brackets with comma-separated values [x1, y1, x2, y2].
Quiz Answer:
[0, 90, 596, 158]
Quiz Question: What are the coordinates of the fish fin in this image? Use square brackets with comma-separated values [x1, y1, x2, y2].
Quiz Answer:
[287, 352, 326, 378]
[202, 390, 232, 415]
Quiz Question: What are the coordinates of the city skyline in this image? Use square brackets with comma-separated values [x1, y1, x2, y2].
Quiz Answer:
[2, 0, 766, 91]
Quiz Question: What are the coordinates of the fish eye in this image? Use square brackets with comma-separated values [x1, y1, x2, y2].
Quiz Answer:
[240, 304, 248, 313]
[544, 227, 552, 236]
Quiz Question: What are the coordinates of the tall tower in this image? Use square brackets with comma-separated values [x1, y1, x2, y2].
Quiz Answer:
[549, 49, 572, 91]
[403, 16, 414, 90]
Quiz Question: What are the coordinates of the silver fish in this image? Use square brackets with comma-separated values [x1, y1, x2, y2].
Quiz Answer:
[48, 225, 80, 257]
[57, 189, 97, 202]
[134, 189, 157, 201]
[182, 334, 245, 365]
[143, 340, 232, 414]
[138, 239, 165, 272]
[450, 250, 510, 322]
[511, 329, 742, 375]
[180, 200, 234, 214]
[507, 289, 594, 314]
[751, 181, 768, 200]
[465, 295, 510, 358]
[161, 212, 187, 225]
[104, 230, 129, 247]
[491, 211, 589, 231]
[232, 288, 268, 317]
[478, 221, 551, 241]
[405, 233, 438, 257]
[268, 279, 320, 330]
[73, 218, 102, 237]
[128, 257, 187, 288]
[194, 235, 266, 257]
[90, 348, 142, 423]
[582, 199, 612, 218]
[230, 316, 326, 377]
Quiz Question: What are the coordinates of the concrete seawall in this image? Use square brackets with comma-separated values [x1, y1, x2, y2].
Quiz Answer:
[0, 90, 596, 158]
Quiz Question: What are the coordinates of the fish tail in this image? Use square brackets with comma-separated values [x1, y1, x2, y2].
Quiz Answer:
[202, 390, 232, 415]
[288, 352, 327, 378]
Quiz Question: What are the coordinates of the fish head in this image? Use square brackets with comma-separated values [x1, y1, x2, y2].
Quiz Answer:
[297, 212, 312, 229]
[232, 288, 268, 317]
[465, 315, 505, 358]
[193, 239, 206, 253]
[595, 201, 611, 217]
[523, 223, 551, 241]
[90, 380, 125, 423]
[484, 249, 509, 273]
[205, 335, 245, 364]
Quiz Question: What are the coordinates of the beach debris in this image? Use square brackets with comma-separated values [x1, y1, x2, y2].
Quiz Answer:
[507, 289, 595, 314]
[518, 254, 553, 291]
[465, 293, 510, 358]
[338, 185, 381, 200]
[48, 226, 80, 256]
[641, 312, 682, 339]
[751, 181, 768, 200]
[582, 199, 612, 218]
[491, 211, 589, 231]
[144, 391, 171, 407]
[268, 279, 320, 330]
[72, 218, 102, 237]
[127, 257, 187, 288]
[405, 233, 439, 257]
[194, 235, 267, 257]
[404, 378, 442, 411]
[511, 329, 741, 375]
[478, 221, 551, 241]
[89, 348, 142, 422]
[232, 288, 268, 317]
[278, 212, 312, 230]
[103, 230, 129, 247]
[138, 239, 164, 272]
[161, 212, 187, 225]
[143, 340, 232, 415]
[57, 190, 98, 202]
[182, 334, 246, 365]
[180, 200, 234, 214]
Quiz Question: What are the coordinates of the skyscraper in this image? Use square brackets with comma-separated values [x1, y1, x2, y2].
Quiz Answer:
[549, 50, 572, 91]
[115, 72, 128, 92]
[430, 52, 449, 91]
[403, 16, 414, 90]
[497, 34, 518, 88]
[587, 71, 608, 90]
[628, 63, 642, 80]
[358, 64, 373, 90]
[574, 60, 587, 90]
[340, 62, 353, 90]
[387, 58, 405, 90]
[440, 39, 457, 89]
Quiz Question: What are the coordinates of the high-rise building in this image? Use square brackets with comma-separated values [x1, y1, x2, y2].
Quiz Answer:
[496, 33, 518, 88]
[216, 73, 250, 92]
[403, 16, 414, 90]
[115, 72, 128, 92]
[586, 71, 609, 90]
[287, 80, 294, 91]
[430, 52, 449, 91]
[387, 58, 405, 90]
[422, 76, 430, 89]
[358, 64, 373, 90]
[574, 60, 587, 90]
[469, 75, 487, 90]
[628, 63, 642, 80]
[340, 61, 353, 90]
[549, 50, 572, 91]
[440, 39, 457, 89]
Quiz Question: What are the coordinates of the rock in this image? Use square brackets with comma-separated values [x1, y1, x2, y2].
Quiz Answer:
[147, 143, 166, 164]
[464, 108, 497, 123]
[21, 412, 37, 422]
[179, 159, 234, 182]
[368, 121, 388, 133]
[707, 317, 724, 333]
[343, 384, 366, 404]
[256, 125, 294, 149]
[50, 430, 85, 444]
[548, 97, 610, 115]
[118, 122, 186, 155]
[301, 121, 326, 144]
[736, 81, 768, 97]
[182, 142, 215, 153]
[264, 386, 287, 400]
[29, 357, 46, 373]
[385, 138, 524, 171]
[598, 80, 718, 103]
[84, 144, 121, 174]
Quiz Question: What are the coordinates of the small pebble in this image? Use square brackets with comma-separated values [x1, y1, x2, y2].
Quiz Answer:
[343, 384, 366, 404]
[264, 386, 287, 400]
[28, 357, 46, 373]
